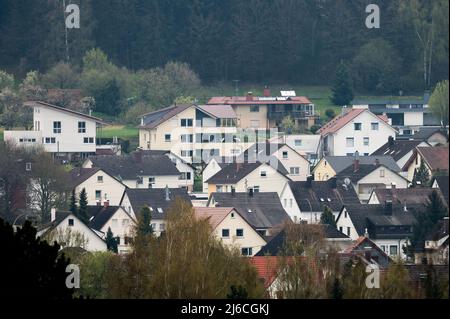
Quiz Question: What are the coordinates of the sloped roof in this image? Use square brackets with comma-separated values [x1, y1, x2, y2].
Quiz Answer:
[336, 164, 403, 184]
[249, 256, 281, 288]
[372, 140, 426, 161]
[289, 180, 360, 212]
[412, 128, 448, 141]
[426, 218, 449, 241]
[433, 175, 449, 205]
[87, 206, 131, 231]
[240, 143, 308, 164]
[138, 104, 192, 129]
[417, 147, 449, 172]
[194, 207, 235, 230]
[196, 104, 237, 119]
[208, 96, 312, 105]
[124, 188, 192, 220]
[317, 109, 369, 136]
[372, 188, 437, 206]
[210, 192, 291, 229]
[320, 156, 401, 174]
[69, 168, 102, 188]
[88, 154, 180, 180]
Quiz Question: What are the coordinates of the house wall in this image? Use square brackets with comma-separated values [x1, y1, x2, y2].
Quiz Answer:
[404, 112, 424, 126]
[274, 145, 309, 181]
[233, 105, 268, 129]
[357, 167, 409, 202]
[373, 239, 409, 260]
[336, 209, 359, 240]
[212, 210, 267, 256]
[202, 159, 223, 193]
[75, 171, 126, 206]
[98, 207, 135, 254]
[427, 132, 448, 146]
[168, 154, 195, 191]
[34, 105, 98, 153]
[313, 158, 337, 181]
[278, 183, 302, 223]
[328, 111, 396, 156]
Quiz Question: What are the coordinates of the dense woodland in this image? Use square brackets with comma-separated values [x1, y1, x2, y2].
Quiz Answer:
[0, 0, 448, 93]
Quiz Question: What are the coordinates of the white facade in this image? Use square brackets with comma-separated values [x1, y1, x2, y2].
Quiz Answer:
[323, 111, 397, 156]
[271, 145, 310, 182]
[272, 134, 322, 166]
[202, 159, 224, 193]
[75, 170, 126, 206]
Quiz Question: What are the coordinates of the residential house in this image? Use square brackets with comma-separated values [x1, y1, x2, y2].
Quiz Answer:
[240, 143, 310, 182]
[399, 127, 448, 146]
[83, 153, 182, 189]
[249, 256, 283, 299]
[279, 177, 361, 223]
[414, 218, 449, 265]
[205, 160, 291, 196]
[87, 205, 136, 254]
[318, 108, 397, 156]
[208, 191, 291, 237]
[336, 203, 423, 260]
[406, 147, 449, 184]
[255, 224, 352, 256]
[202, 157, 237, 193]
[69, 168, 127, 206]
[208, 89, 318, 130]
[270, 134, 323, 166]
[313, 155, 401, 182]
[37, 209, 107, 252]
[137, 104, 250, 162]
[336, 159, 409, 203]
[4, 101, 107, 160]
[432, 175, 449, 207]
[352, 94, 441, 136]
[341, 236, 393, 269]
[194, 207, 267, 256]
[120, 187, 192, 236]
[372, 137, 429, 181]
[368, 187, 438, 206]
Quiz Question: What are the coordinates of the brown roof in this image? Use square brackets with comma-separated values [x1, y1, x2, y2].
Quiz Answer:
[196, 104, 237, 119]
[194, 207, 235, 230]
[317, 109, 366, 136]
[208, 96, 312, 105]
[417, 147, 449, 172]
[138, 104, 192, 129]
[373, 188, 436, 205]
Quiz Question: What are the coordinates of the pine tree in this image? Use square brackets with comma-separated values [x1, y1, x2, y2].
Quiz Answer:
[320, 206, 337, 228]
[136, 205, 153, 238]
[78, 188, 89, 224]
[414, 161, 430, 186]
[331, 61, 354, 106]
[106, 227, 118, 253]
[69, 189, 77, 216]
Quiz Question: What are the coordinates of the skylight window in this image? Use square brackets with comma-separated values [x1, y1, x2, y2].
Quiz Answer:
[320, 198, 325, 202]
[157, 208, 163, 213]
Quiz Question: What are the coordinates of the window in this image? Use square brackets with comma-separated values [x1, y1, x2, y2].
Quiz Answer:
[390, 245, 398, 256]
[236, 229, 244, 237]
[181, 134, 194, 143]
[181, 119, 193, 127]
[261, 171, 267, 178]
[84, 137, 94, 144]
[180, 172, 192, 181]
[137, 176, 143, 185]
[231, 212, 235, 219]
[289, 199, 293, 208]
[339, 227, 343, 233]
[380, 245, 386, 253]
[68, 219, 74, 227]
[122, 219, 130, 227]
[149, 177, 156, 187]
[282, 151, 288, 159]
[364, 137, 370, 146]
[380, 169, 385, 178]
[295, 139, 302, 147]
[253, 186, 260, 193]
[371, 123, 379, 131]
[181, 150, 193, 157]
[26, 163, 32, 171]
[241, 247, 253, 256]
[112, 219, 118, 227]
[97, 176, 103, 183]
[95, 190, 102, 200]
[165, 134, 171, 142]
[250, 105, 260, 112]
[284, 199, 287, 207]
[290, 167, 300, 175]
[53, 121, 61, 134]
[354, 123, 362, 131]
[346, 138, 354, 147]
[222, 229, 230, 238]
[217, 185, 223, 193]
[78, 122, 86, 133]
[157, 208, 163, 214]
[347, 227, 351, 236]
[45, 137, 56, 144]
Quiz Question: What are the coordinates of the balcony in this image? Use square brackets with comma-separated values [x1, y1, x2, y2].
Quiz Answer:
[267, 109, 317, 121]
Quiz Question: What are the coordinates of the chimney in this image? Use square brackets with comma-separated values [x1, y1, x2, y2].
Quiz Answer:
[263, 86, 271, 97]
[165, 185, 171, 201]
[51, 208, 57, 222]
[364, 228, 370, 238]
[96, 201, 101, 206]
[385, 200, 393, 215]
[104, 200, 110, 208]
[306, 176, 313, 188]
[231, 187, 236, 197]
[246, 92, 254, 101]
[391, 182, 396, 189]
[353, 158, 360, 172]
[330, 177, 337, 189]
[388, 136, 395, 147]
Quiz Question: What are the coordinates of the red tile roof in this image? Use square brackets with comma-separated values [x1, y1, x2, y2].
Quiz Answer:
[417, 147, 449, 171]
[317, 108, 366, 136]
[194, 207, 235, 230]
[208, 96, 312, 105]
[249, 256, 281, 288]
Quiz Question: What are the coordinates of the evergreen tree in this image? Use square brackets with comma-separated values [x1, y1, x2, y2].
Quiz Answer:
[414, 161, 430, 186]
[69, 189, 77, 216]
[136, 205, 153, 238]
[227, 286, 249, 299]
[331, 61, 354, 106]
[320, 206, 337, 228]
[106, 227, 118, 253]
[77, 188, 89, 224]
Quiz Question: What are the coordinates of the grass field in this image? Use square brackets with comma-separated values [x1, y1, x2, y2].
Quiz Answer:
[97, 125, 139, 139]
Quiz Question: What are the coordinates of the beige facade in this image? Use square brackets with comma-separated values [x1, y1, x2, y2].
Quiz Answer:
[75, 170, 126, 206]
[313, 158, 338, 181]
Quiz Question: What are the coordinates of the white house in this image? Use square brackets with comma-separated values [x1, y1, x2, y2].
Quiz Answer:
[194, 207, 267, 256]
[318, 108, 397, 157]
[87, 205, 136, 254]
[83, 153, 183, 190]
[270, 134, 323, 166]
[202, 157, 236, 193]
[4, 101, 107, 159]
[37, 209, 107, 252]
[69, 168, 127, 206]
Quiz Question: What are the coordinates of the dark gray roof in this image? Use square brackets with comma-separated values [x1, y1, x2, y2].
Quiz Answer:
[206, 160, 289, 184]
[339, 204, 424, 238]
[336, 164, 400, 183]
[87, 206, 124, 231]
[209, 192, 290, 229]
[373, 188, 437, 206]
[139, 104, 192, 129]
[411, 128, 448, 141]
[322, 156, 401, 174]
[88, 154, 180, 180]
[124, 188, 192, 220]
[289, 180, 360, 212]
[425, 218, 449, 241]
[256, 225, 349, 256]
[69, 168, 102, 188]
[372, 140, 425, 161]
[38, 211, 72, 232]
[433, 175, 449, 206]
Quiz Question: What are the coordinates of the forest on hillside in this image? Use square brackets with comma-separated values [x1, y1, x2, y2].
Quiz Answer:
[0, 0, 448, 93]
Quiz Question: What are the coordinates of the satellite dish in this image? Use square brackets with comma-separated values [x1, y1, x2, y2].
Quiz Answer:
[344, 178, 352, 186]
